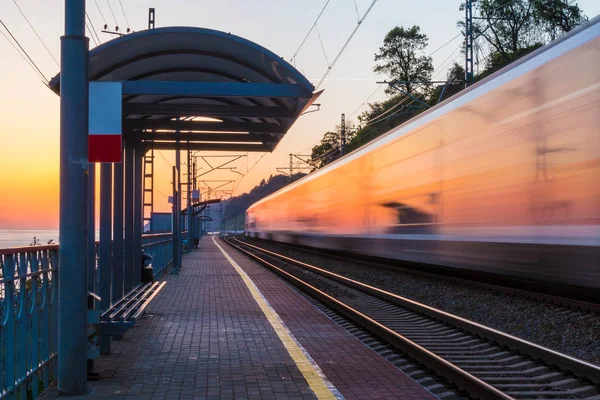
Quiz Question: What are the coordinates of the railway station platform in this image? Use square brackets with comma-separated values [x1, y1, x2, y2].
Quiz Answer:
[43, 237, 435, 400]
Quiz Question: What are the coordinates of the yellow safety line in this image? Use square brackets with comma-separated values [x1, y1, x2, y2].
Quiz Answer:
[213, 237, 341, 400]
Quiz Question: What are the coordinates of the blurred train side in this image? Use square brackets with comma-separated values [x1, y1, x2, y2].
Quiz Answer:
[247, 17, 600, 291]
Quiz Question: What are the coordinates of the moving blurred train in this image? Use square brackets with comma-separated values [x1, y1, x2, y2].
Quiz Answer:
[246, 16, 600, 293]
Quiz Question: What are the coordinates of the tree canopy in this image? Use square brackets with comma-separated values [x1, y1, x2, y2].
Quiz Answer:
[373, 25, 434, 95]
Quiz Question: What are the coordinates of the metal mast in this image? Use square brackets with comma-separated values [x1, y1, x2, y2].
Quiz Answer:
[465, 0, 475, 87]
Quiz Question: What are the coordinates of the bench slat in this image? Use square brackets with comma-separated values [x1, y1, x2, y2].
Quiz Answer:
[128, 282, 166, 321]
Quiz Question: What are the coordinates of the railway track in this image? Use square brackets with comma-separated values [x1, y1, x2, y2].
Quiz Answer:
[224, 235, 600, 400]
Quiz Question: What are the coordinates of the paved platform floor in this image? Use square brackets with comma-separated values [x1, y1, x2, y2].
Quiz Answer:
[44, 237, 436, 400]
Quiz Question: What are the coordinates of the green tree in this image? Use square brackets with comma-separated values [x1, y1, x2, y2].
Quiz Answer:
[532, 0, 587, 39]
[460, 0, 540, 64]
[373, 26, 434, 95]
[310, 121, 356, 169]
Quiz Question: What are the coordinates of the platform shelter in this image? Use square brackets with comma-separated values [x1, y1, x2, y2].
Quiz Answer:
[48, 15, 319, 396]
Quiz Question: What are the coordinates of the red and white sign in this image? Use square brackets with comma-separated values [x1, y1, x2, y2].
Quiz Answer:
[89, 82, 122, 163]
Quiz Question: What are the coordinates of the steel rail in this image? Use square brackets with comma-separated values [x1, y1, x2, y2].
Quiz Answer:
[224, 236, 513, 400]
[232, 237, 600, 383]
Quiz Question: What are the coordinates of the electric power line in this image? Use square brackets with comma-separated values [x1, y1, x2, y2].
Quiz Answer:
[0, 19, 47, 81]
[348, 84, 383, 119]
[118, 0, 131, 29]
[291, 0, 332, 64]
[85, 19, 99, 47]
[155, 186, 170, 198]
[315, 25, 330, 66]
[157, 150, 172, 167]
[432, 45, 463, 79]
[233, 153, 267, 194]
[315, 0, 379, 90]
[352, 0, 360, 22]
[364, 94, 412, 126]
[93, 0, 108, 25]
[11, 0, 59, 67]
[427, 33, 462, 57]
[0, 27, 44, 81]
[86, 11, 103, 45]
[105, 0, 119, 28]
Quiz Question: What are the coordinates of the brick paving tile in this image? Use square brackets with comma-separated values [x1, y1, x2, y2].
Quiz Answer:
[42, 239, 319, 400]
[224, 238, 437, 400]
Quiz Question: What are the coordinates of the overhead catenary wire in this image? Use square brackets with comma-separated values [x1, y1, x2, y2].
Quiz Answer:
[432, 45, 463, 79]
[290, 0, 332, 64]
[85, 19, 100, 47]
[86, 11, 103, 45]
[233, 153, 267, 194]
[315, 0, 379, 90]
[105, 0, 119, 28]
[315, 25, 330, 66]
[157, 150, 172, 167]
[352, 0, 360, 22]
[0, 19, 47, 81]
[348, 84, 384, 119]
[93, 0, 109, 25]
[0, 27, 45, 81]
[427, 33, 462, 57]
[11, 0, 59, 67]
[364, 94, 412, 126]
[118, 0, 131, 29]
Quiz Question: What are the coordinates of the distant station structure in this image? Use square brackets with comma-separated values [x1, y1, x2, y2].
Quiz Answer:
[50, 5, 320, 394]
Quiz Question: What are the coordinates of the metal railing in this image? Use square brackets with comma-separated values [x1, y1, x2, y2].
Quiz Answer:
[141, 233, 174, 276]
[0, 245, 58, 399]
[0, 231, 189, 397]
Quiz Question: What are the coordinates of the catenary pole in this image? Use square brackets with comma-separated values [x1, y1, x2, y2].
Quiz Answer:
[58, 0, 89, 394]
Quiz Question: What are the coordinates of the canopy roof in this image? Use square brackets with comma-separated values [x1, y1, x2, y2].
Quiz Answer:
[49, 27, 321, 152]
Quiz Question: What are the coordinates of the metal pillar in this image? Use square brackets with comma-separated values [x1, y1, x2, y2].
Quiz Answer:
[133, 147, 143, 286]
[177, 147, 183, 260]
[187, 148, 193, 250]
[124, 141, 134, 293]
[98, 163, 112, 354]
[340, 113, 346, 156]
[87, 164, 95, 294]
[465, 0, 474, 87]
[112, 158, 124, 301]
[171, 165, 180, 273]
[58, 0, 89, 393]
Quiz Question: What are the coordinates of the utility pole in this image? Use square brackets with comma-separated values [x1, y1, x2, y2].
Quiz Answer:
[59, 0, 88, 394]
[289, 153, 293, 177]
[465, 0, 475, 87]
[148, 8, 155, 29]
[340, 113, 346, 156]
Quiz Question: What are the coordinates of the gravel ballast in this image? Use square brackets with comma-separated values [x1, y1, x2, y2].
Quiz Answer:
[240, 237, 600, 367]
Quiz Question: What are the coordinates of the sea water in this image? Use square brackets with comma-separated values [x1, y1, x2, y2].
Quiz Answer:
[0, 229, 60, 248]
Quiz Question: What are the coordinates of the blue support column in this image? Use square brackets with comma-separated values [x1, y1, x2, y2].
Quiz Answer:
[124, 141, 134, 293]
[58, 0, 89, 393]
[133, 146, 143, 286]
[112, 156, 124, 301]
[170, 166, 180, 274]
[99, 163, 112, 354]
[187, 149, 193, 250]
[177, 147, 182, 262]
[87, 163, 95, 294]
